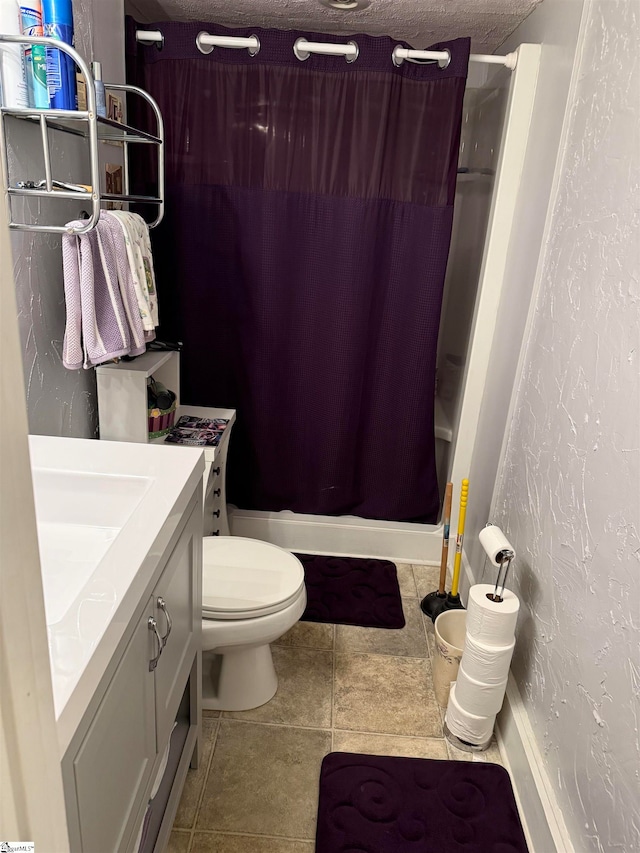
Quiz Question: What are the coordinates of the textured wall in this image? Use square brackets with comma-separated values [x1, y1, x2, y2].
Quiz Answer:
[492, 0, 640, 849]
[126, 0, 542, 53]
[10, 0, 125, 438]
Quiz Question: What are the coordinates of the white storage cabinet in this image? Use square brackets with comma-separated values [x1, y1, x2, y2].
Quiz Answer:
[96, 350, 236, 536]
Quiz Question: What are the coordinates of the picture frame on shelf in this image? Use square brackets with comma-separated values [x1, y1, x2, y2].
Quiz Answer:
[105, 164, 124, 210]
[107, 93, 123, 123]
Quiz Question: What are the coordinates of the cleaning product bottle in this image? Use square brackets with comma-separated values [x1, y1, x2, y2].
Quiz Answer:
[91, 59, 105, 117]
[19, 1, 48, 108]
[42, 0, 75, 110]
[0, 0, 29, 107]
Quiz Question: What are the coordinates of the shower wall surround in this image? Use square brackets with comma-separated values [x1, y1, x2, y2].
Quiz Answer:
[492, 0, 639, 850]
[10, 0, 125, 438]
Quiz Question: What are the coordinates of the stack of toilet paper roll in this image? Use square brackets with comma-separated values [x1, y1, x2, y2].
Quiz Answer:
[445, 583, 519, 747]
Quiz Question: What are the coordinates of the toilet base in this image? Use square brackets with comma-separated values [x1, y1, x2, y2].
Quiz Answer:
[202, 645, 278, 711]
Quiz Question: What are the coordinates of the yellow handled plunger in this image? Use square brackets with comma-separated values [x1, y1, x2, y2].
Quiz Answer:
[450, 478, 469, 598]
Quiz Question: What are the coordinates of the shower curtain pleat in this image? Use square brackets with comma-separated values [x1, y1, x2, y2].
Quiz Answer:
[127, 21, 469, 523]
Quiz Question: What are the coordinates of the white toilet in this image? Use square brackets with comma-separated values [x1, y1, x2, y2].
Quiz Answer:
[200, 535, 306, 711]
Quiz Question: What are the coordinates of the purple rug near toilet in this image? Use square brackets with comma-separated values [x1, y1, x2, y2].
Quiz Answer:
[295, 554, 405, 629]
[316, 752, 529, 853]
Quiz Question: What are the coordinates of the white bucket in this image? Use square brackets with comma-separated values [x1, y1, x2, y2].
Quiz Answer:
[433, 610, 466, 708]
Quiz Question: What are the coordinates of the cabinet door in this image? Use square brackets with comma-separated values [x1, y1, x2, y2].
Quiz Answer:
[153, 499, 202, 749]
[74, 597, 156, 853]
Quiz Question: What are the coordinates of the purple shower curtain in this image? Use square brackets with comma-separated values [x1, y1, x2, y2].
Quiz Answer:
[126, 22, 469, 523]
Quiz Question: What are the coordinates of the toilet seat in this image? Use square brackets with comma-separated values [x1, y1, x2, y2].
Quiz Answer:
[202, 536, 305, 620]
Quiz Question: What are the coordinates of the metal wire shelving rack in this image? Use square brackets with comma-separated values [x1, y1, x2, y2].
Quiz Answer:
[0, 33, 164, 235]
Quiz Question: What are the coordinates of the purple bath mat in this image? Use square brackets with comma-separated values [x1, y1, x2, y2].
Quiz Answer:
[316, 752, 529, 853]
[295, 554, 405, 629]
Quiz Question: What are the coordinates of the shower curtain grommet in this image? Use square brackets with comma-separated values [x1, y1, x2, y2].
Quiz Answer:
[392, 45, 451, 69]
[293, 37, 359, 63]
[248, 35, 260, 57]
[196, 31, 214, 54]
[293, 38, 311, 61]
[196, 30, 213, 54]
[196, 31, 261, 56]
[345, 41, 359, 63]
[438, 49, 451, 69]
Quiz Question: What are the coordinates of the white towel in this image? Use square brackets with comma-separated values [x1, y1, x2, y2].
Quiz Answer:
[110, 211, 159, 331]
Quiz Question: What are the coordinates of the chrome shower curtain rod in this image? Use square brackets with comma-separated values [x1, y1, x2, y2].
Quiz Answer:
[135, 29, 517, 70]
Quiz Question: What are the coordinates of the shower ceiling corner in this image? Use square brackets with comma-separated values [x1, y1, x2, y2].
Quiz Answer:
[125, 0, 544, 53]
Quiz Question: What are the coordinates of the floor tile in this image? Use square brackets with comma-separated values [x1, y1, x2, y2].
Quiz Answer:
[484, 738, 504, 765]
[394, 563, 417, 598]
[333, 730, 449, 759]
[224, 647, 332, 728]
[443, 731, 503, 764]
[423, 623, 438, 676]
[335, 599, 428, 658]
[334, 653, 442, 738]
[424, 620, 436, 650]
[412, 564, 441, 599]
[197, 720, 331, 838]
[446, 740, 478, 761]
[275, 620, 334, 650]
[167, 830, 191, 853]
[191, 835, 314, 853]
[174, 719, 218, 829]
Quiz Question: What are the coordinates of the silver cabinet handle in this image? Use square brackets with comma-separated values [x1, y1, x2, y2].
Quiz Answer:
[148, 616, 163, 671]
[157, 596, 172, 646]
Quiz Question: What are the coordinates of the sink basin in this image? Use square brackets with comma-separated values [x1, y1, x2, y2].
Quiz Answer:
[32, 469, 152, 625]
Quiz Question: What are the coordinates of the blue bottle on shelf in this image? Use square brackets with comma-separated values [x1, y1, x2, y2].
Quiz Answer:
[42, 0, 75, 110]
[20, 2, 49, 108]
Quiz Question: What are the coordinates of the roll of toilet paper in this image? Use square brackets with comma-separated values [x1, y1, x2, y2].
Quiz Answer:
[460, 632, 515, 685]
[466, 584, 520, 645]
[455, 665, 508, 716]
[479, 525, 515, 566]
[445, 682, 495, 746]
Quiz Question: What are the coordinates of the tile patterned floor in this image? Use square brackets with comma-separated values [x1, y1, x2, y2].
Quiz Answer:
[169, 562, 505, 853]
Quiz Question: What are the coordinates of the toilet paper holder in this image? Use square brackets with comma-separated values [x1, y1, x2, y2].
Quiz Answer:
[488, 552, 514, 603]
[480, 524, 515, 603]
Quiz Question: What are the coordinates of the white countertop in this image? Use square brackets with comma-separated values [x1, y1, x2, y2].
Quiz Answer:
[29, 435, 204, 755]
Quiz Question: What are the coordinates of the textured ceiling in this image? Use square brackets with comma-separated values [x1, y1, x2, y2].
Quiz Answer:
[125, 0, 543, 53]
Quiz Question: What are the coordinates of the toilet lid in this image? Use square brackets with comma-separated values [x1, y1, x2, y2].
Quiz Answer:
[202, 537, 305, 619]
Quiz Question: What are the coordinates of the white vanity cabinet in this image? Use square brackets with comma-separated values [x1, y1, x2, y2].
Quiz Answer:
[153, 508, 201, 750]
[71, 596, 157, 853]
[61, 491, 203, 853]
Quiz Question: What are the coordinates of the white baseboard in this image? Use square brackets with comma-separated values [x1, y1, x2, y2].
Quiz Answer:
[228, 507, 443, 563]
[497, 676, 574, 853]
